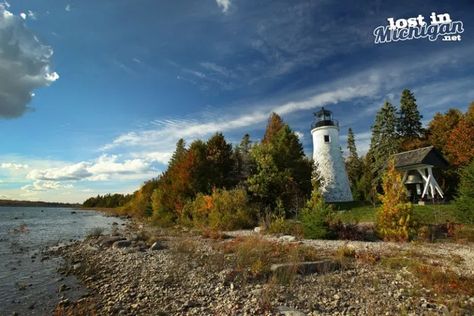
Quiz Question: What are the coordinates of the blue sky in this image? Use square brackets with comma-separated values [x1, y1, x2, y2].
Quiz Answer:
[0, 0, 473, 202]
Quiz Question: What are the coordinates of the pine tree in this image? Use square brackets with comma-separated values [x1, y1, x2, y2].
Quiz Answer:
[398, 89, 423, 138]
[206, 132, 235, 188]
[368, 101, 400, 187]
[233, 134, 255, 183]
[248, 114, 311, 214]
[345, 128, 362, 198]
[169, 138, 187, 167]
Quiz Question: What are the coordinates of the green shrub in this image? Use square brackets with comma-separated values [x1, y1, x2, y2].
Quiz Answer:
[455, 159, 474, 224]
[267, 216, 303, 237]
[299, 187, 334, 239]
[181, 188, 256, 230]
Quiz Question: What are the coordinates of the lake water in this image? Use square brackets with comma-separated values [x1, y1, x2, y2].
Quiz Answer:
[0, 207, 124, 315]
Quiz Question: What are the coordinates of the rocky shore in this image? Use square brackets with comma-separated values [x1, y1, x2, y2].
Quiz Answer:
[51, 222, 474, 315]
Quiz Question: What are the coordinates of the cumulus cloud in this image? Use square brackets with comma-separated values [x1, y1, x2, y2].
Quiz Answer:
[1, 162, 29, 170]
[0, 4, 59, 118]
[216, 0, 231, 13]
[26, 155, 153, 183]
[22, 180, 73, 192]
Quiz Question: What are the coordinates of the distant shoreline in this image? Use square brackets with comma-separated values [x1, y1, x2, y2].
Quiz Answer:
[0, 199, 81, 208]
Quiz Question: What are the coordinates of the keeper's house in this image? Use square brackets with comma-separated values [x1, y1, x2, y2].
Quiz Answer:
[393, 146, 448, 203]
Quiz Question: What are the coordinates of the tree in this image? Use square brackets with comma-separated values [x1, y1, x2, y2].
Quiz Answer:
[455, 159, 474, 224]
[368, 101, 400, 187]
[376, 160, 414, 242]
[445, 103, 474, 167]
[262, 112, 285, 144]
[248, 115, 312, 214]
[232, 133, 255, 184]
[398, 89, 423, 138]
[345, 128, 363, 198]
[427, 108, 462, 158]
[299, 184, 334, 239]
[169, 138, 187, 167]
[206, 133, 235, 189]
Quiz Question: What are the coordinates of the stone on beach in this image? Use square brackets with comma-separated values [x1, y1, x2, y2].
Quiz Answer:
[112, 240, 132, 249]
[270, 259, 341, 276]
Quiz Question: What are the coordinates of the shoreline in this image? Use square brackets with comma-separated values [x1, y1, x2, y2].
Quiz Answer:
[51, 219, 474, 315]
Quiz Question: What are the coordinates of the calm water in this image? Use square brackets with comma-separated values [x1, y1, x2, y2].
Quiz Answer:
[0, 207, 124, 315]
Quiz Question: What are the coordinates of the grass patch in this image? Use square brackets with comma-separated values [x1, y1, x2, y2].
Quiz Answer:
[86, 227, 105, 238]
[220, 236, 319, 282]
[333, 202, 461, 226]
[414, 264, 474, 296]
[378, 253, 474, 303]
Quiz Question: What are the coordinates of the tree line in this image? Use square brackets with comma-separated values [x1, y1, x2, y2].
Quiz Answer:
[346, 89, 474, 203]
[83, 88, 474, 228]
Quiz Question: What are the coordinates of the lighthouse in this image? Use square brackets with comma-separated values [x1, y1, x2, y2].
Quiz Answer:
[311, 108, 353, 202]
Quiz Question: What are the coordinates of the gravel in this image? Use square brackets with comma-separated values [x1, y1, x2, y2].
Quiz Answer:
[51, 224, 474, 315]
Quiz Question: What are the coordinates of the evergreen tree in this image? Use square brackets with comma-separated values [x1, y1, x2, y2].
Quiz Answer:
[368, 101, 400, 187]
[248, 114, 311, 215]
[345, 128, 362, 199]
[398, 89, 423, 138]
[262, 112, 285, 144]
[169, 138, 187, 167]
[232, 134, 255, 184]
[206, 133, 235, 189]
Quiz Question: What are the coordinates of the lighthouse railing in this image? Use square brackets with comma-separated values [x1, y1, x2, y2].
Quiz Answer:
[311, 119, 339, 129]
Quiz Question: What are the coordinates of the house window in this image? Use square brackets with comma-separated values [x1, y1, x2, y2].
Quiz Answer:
[324, 135, 330, 143]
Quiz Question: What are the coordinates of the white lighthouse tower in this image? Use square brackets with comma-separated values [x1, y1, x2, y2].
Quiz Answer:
[311, 108, 353, 202]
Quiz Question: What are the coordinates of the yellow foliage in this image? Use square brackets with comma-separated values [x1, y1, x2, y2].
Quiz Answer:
[376, 159, 414, 242]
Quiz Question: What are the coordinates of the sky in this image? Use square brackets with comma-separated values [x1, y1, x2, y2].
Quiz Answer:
[0, 0, 473, 203]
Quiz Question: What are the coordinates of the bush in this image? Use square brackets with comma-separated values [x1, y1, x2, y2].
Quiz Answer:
[299, 187, 334, 239]
[87, 227, 104, 238]
[181, 188, 256, 230]
[376, 160, 414, 242]
[266, 216, 304, 237]
[455, 159, 474, 224]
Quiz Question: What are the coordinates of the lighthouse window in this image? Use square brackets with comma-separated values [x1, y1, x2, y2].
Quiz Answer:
[324, 135, 330, 143]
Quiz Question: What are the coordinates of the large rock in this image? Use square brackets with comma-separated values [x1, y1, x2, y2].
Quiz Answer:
[112, 240, 132, 249]
[270, 259, 340, 276]
[99, 236, 126, 247]
[277, 306, 306, 316]
[149, 241, 163, 251]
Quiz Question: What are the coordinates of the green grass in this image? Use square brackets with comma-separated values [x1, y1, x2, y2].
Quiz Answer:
[332, 202, 459, 225]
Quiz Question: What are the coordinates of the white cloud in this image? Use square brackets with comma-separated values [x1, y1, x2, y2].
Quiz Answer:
[0, 5, 59, 118]
[22, 180, 73, 192]
[294, 131, 304, 140]
[19, 12, 26, 19]
[65, 4, 71, 12]
[28, 162, 92, 181]
[27, 10, 36, 20]
[1, 162, 29, 170]
[216, 0, 231, 13]
[26, 155, 154, 183]
[103, 79, 379, 156]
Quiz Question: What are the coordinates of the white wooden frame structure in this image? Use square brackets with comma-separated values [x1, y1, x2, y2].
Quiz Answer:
[399, 165, 444, 199]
